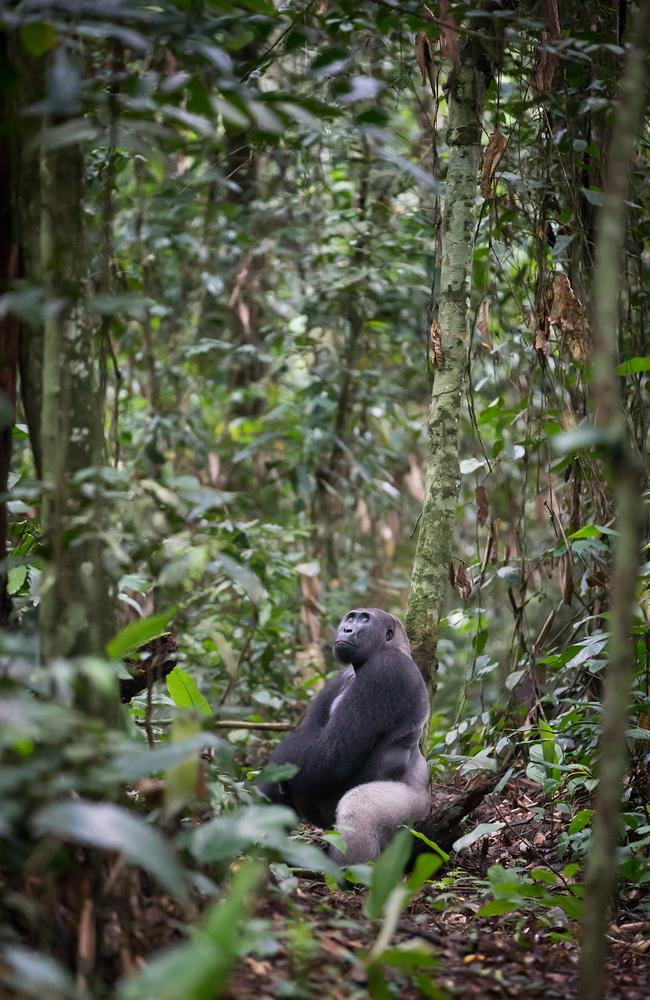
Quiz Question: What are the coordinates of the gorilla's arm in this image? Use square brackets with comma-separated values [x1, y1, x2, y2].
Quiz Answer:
[259, 667, 353, 803]
[289, 651, 426, 797]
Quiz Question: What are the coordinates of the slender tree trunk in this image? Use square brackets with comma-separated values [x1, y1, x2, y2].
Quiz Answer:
[579, 4, 650, 997]
[38, 66, 118, 717]
[9, 37, 45, 476]
[0, 33, 19, 627]
[405, 35, 493, 689]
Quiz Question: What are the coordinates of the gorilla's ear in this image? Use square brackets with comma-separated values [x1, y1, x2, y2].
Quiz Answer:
[385, 626, 394, 642]
[392, 617, 411, 656]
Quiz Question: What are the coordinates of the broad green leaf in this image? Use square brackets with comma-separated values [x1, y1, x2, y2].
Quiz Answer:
[111, 733, 232, 781]
[581, 186, 605, 206]
[7, 565, 28, 595]
[364, 828, 412, 920]
[167, 667, 213, 717]
[20, 22, 57, 56]
[408, 829, 449, 861]
[214, 552, 267, 605]
[616, 356, 650, 375]
[479, 899, 517, 916]
[531, 868, 558, 885]
[192, 804, 295, 863]
[406, 852, 443, 892]
[2, 945, 74, 998]
[165, 716, 202, 818]
[459, 458, 485, 474]
[119, 860, 265, 1000]
[453, 821, 504, 852]
[106, 609, 174, 660]
[568, 524, 601, 539]
[33, 801, 189, 902]
[213, 631, 238, 677]
[568, 809, 593, 835]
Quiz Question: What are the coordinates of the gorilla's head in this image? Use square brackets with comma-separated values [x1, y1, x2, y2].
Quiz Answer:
[333, 607, 410, 668]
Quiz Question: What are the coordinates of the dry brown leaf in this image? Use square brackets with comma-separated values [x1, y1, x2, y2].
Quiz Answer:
[415, 32, 436, 94]
[439, 0, 459, 63]
[355, 497, 372, 534]
[477, 298, 492, 349]
[405, 455, 426, 503]
[551, 273, 589, 362]
[559, 551, 574, 605]
[430, 319, 445, 370]
[455, 563, 471, 600]
[208, 451, 220, 485]
[481, 129, 507, 199]
[531, 0, 561, 95]
[379, 521, 395, 558]
[476, 484, 489, 526]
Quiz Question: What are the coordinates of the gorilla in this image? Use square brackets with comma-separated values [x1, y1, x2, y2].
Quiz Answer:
[261, 608, 430, 864]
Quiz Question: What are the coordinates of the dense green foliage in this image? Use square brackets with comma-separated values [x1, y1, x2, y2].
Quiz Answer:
[0, 2, 649, 997]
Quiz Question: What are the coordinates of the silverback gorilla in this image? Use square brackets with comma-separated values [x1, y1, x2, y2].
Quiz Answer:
[261, 608, 430, 864]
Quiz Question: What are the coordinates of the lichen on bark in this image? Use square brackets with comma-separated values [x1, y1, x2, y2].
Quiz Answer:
[406, 39, 493, 691]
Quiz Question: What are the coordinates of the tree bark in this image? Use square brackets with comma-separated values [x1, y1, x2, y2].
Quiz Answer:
[579, 4, 650, 997]
[38, 59, 117, 717]
[9, 37, 45, 476]
[405, 34, 493, 690]
[0, 33, 20, 627]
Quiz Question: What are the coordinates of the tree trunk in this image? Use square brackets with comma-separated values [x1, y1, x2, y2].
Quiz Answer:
[405, 35, 493, 690]
[579, 4, 650, 997]
[9, 37, 45, 476]
[38, 64, 118, 716]
[0, 33, 20, 627]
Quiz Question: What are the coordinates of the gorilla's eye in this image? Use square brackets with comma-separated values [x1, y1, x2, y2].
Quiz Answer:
[360, 613, 369, 622]
[386, 628, 394, 640]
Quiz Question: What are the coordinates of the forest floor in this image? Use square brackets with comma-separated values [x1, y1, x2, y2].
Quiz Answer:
[3, 776, 650, 999]
[228, 776, 650, 1000]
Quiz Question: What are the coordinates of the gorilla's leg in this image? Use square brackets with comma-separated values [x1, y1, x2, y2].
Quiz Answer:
[331, 781, 430, 865]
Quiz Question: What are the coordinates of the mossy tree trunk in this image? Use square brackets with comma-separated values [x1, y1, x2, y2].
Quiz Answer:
[405, 36, 493, 690]
[38, 55, 117, 717]
[579, 4, 650, 997]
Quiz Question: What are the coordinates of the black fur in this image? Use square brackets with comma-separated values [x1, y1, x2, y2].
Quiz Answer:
[261, 609, 430, 838]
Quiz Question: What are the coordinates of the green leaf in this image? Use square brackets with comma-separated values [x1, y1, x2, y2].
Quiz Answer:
[33, 801, 189, 902]
[531, 867, 558, 885]
[364, 829, 412, 920]
[214, 552, 267, 605]
[581, 187, 605, 206]
[167, 667, 213, 717]
[568, 809, 594, 835]
[118, 860, 265, 1000]
[106, 609, 175, 660]
[213, 631, 238, 677]
[111, 733, 232, 781]
[616, 356, 650, 375]
[7, 565, 28, 595]
[453, 822, 504, 852]
[408, 829, 449, 861]
[479, 899, 517, 916]
[2, 945, 75, 998]
[20, 22, 58, 56]
[406, 852, 443, 892]
[567, 524, 601, 539]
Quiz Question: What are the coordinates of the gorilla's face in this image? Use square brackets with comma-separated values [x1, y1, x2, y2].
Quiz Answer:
[333, 608, 395, 668]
